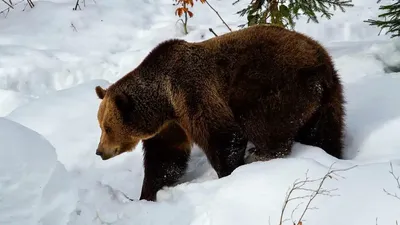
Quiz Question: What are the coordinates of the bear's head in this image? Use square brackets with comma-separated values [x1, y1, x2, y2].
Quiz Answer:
[94, 85, 157, 160]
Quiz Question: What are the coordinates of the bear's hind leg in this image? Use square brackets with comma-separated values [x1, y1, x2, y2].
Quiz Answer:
[192, 113, 248, 178]
[140, 122, 191, 201]
[233, 104, 299, 164]
[205, 122, 248, 178]
[294, 82, 344, 159]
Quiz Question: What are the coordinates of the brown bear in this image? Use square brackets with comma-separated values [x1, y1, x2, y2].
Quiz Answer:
[94, 24, 345, 202]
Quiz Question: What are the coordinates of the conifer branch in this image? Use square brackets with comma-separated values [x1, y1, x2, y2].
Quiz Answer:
[233, 0, 353, 29]
[365, 0, 400, 38]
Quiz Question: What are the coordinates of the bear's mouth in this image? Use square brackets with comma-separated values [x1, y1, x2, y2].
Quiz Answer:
[114, 148, 119, 155]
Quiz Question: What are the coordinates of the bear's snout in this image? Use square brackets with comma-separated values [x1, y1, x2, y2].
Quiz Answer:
[95, 147, 115, 160]
[95, 148, 110, 160]
[95, 148, 103, 157]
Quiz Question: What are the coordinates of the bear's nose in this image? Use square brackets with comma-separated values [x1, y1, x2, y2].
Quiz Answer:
[96, 149, 103, 157]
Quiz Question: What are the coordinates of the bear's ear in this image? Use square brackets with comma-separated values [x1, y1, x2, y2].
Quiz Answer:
[95, 86, 106, 99]
[114, 92, 132, 112]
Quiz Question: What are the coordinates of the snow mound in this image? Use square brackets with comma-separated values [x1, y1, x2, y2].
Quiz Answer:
[7, 79, 111, 171]
[0, 118, 78, 225]
[0, 89, 34, 116]
[344, 73, 400, 161]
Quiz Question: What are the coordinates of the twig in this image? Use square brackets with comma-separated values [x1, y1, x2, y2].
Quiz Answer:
[1, 0, 13, 8]
[120, 191, 134, 201]
[0, 0, 31, 17]
[204, 0, 232, 32]
[389, 162, 400, 189]
[73, 0, 81, 10]
[70, 22, 78, 32]
[0, 7, 10, 17]
[383, 162, 400, 201]
[26, 0, 33, 8]
[279, 163, 357, 225]
[209, 28, 218, 37]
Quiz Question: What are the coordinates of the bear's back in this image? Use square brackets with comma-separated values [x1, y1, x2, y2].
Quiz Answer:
[200, 24, 326, 71]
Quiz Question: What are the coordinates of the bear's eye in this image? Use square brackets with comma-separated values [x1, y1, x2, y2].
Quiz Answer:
[104, 126, 112, 134]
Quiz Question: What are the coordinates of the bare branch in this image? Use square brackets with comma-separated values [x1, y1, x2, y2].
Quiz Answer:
[70, 22, 78, 32]
[290, 202, 304, 224]
[383, 188, 400, 200]
[279, 163, 357, 225]
[209, 28, 218, 37]
[389, 162, 400, 189]
[73, 0, 81, 10]
[383, 162, 400, 201]
[1, 0, 13, 8]
[26, 0, 33, 8]
[204, 0, 232, 32]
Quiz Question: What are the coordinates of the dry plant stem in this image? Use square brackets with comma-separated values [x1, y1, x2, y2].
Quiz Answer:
[183, 7, 188, 34]
[73, 0, 80, 10]
[0, 8, 10, 17]
[70, 23, 78, 32]
[26, 0, 33, 8]
[204, 0, 232, 32]
[383, 162, 400, 200]
[279, 163, 357, 225]
[120, 192, 134, 201]
[1, 0, 13, 8]
[209, 28, 218, 36]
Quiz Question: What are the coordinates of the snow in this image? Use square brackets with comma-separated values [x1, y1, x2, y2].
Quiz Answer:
[1, 0, 400, 225]
[7, 79, 111, 171]
[0, 117, 77, 225]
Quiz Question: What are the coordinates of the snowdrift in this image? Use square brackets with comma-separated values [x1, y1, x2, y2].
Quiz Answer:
[7, 79, 111, 171]
[0, 118, 78, 225]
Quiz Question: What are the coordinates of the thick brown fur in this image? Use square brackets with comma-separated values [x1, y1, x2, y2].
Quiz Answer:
[94, 24, 345, 201]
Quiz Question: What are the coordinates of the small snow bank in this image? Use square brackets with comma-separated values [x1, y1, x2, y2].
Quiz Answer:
[7, 79, 111, 171]
[0, 89, 34, 116]
[344, 73, 400, 161]
[369, 40, 400, 73]
[0, 118, 77, 225]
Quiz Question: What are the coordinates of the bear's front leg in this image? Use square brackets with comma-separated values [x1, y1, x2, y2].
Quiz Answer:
[139, 122, 191, 201]
[202, 122, 248, 178]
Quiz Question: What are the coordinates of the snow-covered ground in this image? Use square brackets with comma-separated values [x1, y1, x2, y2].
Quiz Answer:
[1, 0, 400, 224]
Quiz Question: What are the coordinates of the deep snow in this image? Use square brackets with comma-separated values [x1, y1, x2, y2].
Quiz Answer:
[1, 0, 400, 224]
[0, 118, 77, 225]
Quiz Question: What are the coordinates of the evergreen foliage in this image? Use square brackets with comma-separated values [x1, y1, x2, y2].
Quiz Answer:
[233, 0, 354, 29]
[365, 0, 400, 38]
